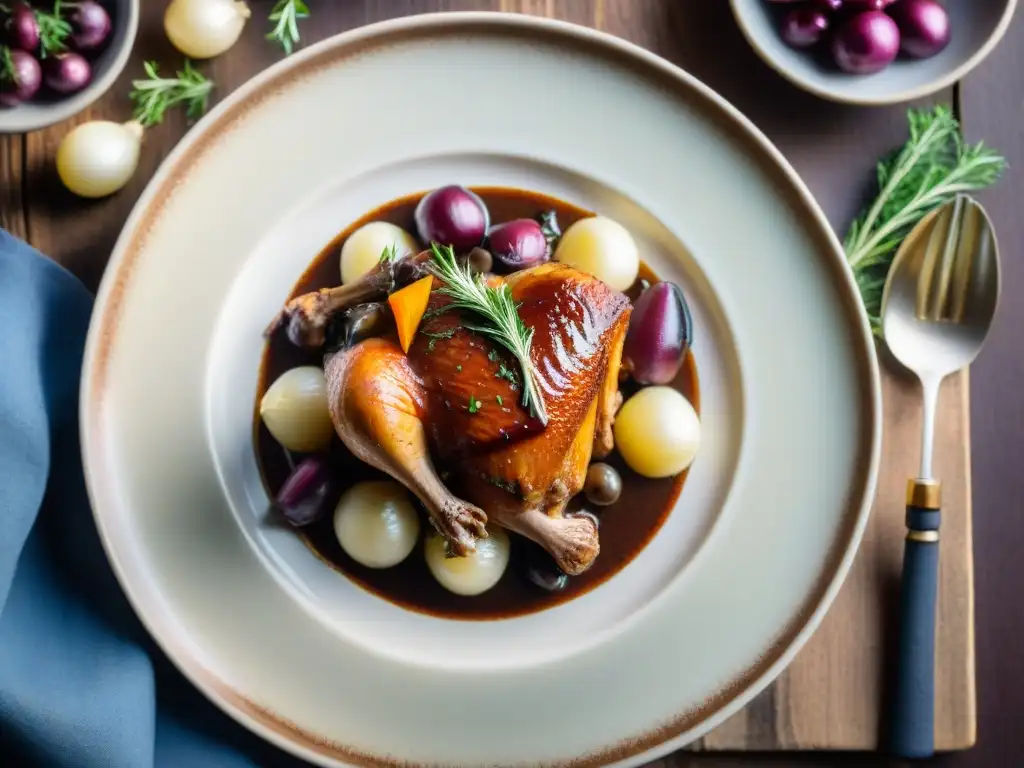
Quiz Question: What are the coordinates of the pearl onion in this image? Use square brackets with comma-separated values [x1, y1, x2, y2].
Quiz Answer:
[340, 222, 419, 285]
[333, 481, 420, 568]
[259, 366, 334, 453]
[613, 386, 701, 478]
[56, 121, 143, 199]
[164, 0, 251, 60]
[554, 216, 640, 291]
[425, 527, 510, 596]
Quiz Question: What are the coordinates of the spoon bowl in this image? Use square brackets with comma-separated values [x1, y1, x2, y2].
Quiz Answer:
[882, 195, 1000, 378]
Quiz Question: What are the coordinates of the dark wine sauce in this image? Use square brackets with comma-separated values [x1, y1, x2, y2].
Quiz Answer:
[255, 187, 700, 620]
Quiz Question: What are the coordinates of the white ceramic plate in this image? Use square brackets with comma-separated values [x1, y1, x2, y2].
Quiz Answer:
[81, 13, 881, 768]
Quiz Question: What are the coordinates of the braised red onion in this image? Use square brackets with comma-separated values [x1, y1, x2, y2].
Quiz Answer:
[414, 185, 490, 251]
[623, 281, 693, 385]
[781, 8, 830, 48]
[832, 11, 900, 74]
[888, 0, 951, 59]
[0, 49, 42, 107]
[43, 52, 92, 94]
[275, 456, 337, 527]
[487, 218, 550, 272]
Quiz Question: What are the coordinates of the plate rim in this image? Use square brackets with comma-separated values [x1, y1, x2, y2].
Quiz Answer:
[80, 11, 883, 767]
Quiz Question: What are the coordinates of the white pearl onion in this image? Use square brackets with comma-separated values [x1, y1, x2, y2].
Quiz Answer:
[425, 527, 510, 596]
[259, 366, 334, 453]
[333, 481, 420, 568]
[56, 121, 143, 199]
[340, 222, 419, 285]
[554, 216, 640, 291]
[164, 0, 251, 60]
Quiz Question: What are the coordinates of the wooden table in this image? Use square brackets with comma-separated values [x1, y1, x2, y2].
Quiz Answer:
[2, 2, 1022, 766]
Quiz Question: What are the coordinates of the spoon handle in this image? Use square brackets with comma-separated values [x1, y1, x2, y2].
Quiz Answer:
[890, 479, 941, 759]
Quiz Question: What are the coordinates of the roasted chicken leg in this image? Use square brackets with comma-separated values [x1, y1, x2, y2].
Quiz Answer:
[324, 260, 631, 575]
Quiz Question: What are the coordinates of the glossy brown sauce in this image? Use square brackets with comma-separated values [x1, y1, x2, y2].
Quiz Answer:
[256, 187, 700, 619]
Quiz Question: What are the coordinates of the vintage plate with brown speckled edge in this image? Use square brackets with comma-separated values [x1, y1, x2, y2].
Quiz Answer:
[80, 13, 881, 768]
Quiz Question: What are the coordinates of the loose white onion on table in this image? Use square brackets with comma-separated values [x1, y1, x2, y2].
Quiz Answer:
[425, 527, 510, 596]
[56, 121, 143, 199]
[333, 481, 420, 568]
[554, 216, 640, 291]
[614, 385, 701, 478]
[340, 222, 419, 285]
[165, 0, 251, 59]
[259, 366, 335, 453]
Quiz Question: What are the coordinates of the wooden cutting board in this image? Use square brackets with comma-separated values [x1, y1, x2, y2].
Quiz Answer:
[690, 362, 975, 753]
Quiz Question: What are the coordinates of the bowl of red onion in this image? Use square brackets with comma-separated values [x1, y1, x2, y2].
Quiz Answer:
[730, 0, 1017, 105]
[0, 1, 138, 133]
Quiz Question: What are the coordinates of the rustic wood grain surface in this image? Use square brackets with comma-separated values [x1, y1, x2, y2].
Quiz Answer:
[2, 2, 1021, 766]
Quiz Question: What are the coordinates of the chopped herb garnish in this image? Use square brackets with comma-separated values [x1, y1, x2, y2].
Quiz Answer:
[485, 475, 520, 496]
[487, 348, 500, 362]
[467, 395, 482, 414]
[495, 394, 503, 406]
[428, 243, 547, 424]
[456, 364, 463, 372]
[378, 243, 398, 264]
[537, 209, 561, 250]
[421, 326, 457, 352]
[496, 363, 519, 389]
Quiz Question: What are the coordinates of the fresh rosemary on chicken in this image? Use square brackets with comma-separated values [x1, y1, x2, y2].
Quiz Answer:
[427, 243, 549, 425]
[845, 106, 1006, 335]
[130, 60, 213, 126]
[267, 0, 309, 55]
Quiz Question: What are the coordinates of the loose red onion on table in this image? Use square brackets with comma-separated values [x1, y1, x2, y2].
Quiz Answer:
[781, 8, 830, 48]
[888, 0, 951, 59]
[832, 11, 900, 74]
[5, 3, 40, 52]
[69, 0, 113, 51]
[623, 281, 693, 386]
[414, 185, 490, 251]
[43, 52, 92, 94]
[486, 218, 550, 272]
[275, 456, 337, 527]
[0, 49, 42, 107]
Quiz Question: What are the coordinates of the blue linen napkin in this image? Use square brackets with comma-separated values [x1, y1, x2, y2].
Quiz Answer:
[0, 229, 306, 768]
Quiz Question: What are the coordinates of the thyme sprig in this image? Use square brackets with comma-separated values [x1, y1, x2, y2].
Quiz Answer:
[845, 106, 1006, 334]
[427, 243, 548, 425]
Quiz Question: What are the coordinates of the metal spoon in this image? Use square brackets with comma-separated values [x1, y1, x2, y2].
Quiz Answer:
[881, 194, 1000, 759]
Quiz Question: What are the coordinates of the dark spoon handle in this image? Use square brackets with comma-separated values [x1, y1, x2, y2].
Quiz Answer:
[890, 479, 941, 759]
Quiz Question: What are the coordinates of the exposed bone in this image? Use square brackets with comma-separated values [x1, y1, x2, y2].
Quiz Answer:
[265, 250, 432, 348]
[325, 338, 487, 555]
[498, 506, 600, 576]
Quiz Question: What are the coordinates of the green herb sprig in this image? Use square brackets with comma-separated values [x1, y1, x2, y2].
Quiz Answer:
[35, 0, 71, 57]
[268, 0, 310, 55]
[427, 243, 548, 425]
[845, 106, 1006, 334]
[130, 61, 214, 127]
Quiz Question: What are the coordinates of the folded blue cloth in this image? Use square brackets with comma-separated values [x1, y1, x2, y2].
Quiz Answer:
[0, 230, 306, 767]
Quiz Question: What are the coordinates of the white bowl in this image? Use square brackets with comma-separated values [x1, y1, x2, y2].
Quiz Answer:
[730, 0, 1017, 105]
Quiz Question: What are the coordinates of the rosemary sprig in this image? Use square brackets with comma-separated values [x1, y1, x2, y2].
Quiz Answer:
[35, 1, 71, 57]
[427, 243, 548, 425]
[845, 106, 1006, 335]
[130, 60, 214, 127]
[267, 0, 310, 55]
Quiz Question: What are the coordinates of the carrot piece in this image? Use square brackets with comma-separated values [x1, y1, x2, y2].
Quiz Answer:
[388, 275, 434, 353]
